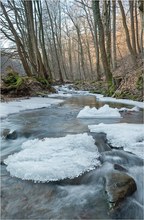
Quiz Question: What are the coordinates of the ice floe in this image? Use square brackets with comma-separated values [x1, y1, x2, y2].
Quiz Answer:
[89, 123, 144, 159]
[77, 104, 122, 118]
[0, 97, 64, 118]
[4, 133, 100, 182]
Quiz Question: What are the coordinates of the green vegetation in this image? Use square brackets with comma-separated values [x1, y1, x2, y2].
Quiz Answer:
[36, 77, 50, 87]
[136, 75, 143, 90]
[3, 72, 23, 89]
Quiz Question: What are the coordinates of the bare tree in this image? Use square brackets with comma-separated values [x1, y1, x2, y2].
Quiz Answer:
[92, 0, 113, 84]
[118, 0, 137, 63]
[112, 0, 117, 69]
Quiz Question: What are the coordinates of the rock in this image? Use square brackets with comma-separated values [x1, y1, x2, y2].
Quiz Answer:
[105, 172, 137, 210]
[101, 150, 144, 167]
[114, 164, 128, 172]
[2, 129, 11, 138]
[90, 132, 111, 153]
[2, 129, 18, 140]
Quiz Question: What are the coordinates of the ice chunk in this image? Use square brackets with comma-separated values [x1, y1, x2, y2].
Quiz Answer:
[5, 133, 100, 182]
[77, 104, 122, 118]
[89, 123, 144, 159]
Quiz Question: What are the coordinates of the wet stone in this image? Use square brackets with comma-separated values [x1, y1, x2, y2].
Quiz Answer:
[90, 132, 112, 153]
[2, 129, 18, 140]
[105, 172, 137, 210]
[114, 164, 128, 172]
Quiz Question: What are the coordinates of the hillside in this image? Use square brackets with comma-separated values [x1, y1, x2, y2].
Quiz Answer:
[73, 56, 143, 102]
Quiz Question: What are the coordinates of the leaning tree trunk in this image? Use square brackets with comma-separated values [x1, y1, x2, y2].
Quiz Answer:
[1, 2, 32, 77]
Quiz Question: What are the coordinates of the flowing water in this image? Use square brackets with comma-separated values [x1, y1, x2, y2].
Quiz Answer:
[1, 95, 144, 219]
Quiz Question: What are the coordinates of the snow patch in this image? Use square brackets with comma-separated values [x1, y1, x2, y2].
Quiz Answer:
[118, 106, 140, 112]
[0, 97, 64, 118]
[89, 123, 144, 159]
[97, 97, 144, 109]
[77, 104, 122, 118]
[4, 133, 100, 182]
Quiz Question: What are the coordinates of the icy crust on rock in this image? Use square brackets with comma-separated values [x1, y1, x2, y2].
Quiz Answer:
[89, 123, 144, 159]
[4, 133, 100, 182]
[0, 97, 64, 118]
[77, 104, 122, 118]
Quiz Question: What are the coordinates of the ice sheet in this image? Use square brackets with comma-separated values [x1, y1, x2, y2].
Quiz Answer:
[5, 133, 100, 182]
[0, 97, 64, 118]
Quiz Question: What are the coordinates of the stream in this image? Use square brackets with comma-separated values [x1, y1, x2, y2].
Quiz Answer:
[1, 94, 144, 219]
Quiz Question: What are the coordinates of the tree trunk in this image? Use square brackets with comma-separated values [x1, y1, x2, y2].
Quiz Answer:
[135, 0, 141, 53]
[36, 0, 52, 80]
[129, 0, 137, 54]
[92, 0, 112, 83]
[92, 1, 101, 80]
[1, 2, 32, 77]
[138, 0, 144, 53]
[118, 0, 137, 63]
[45, 0, 63, 82]
[84, 25, 93, 79]
[112, 0, 117, 69]
[82, 0, 100, 80]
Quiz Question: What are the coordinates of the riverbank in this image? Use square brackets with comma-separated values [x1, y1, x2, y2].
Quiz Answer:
[73, 56, 143, 101]
[1, 56, 143, 103]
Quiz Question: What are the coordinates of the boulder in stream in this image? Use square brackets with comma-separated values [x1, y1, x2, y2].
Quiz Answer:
[2, 129, 18, 140]
[90, 132, 111, 153]
[105, 172, 137, 210]
[114, 164, 128, 172]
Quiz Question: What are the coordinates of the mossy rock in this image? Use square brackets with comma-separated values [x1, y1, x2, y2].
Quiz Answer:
[3, 72, 23, 89]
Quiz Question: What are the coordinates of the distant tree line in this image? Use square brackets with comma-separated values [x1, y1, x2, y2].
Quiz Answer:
[1, 0, 143, 86]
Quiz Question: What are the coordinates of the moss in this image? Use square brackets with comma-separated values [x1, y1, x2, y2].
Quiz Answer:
[136, 75, 143, 90]
[36, 77, 50, 87]
[106, 82, 116, 96]
[114, 89, 139, 100]
[3, 72, 23, 89]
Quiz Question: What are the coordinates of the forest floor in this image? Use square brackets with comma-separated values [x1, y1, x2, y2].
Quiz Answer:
[73, 55, 143, 101]
[1, 56, 143, 102]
